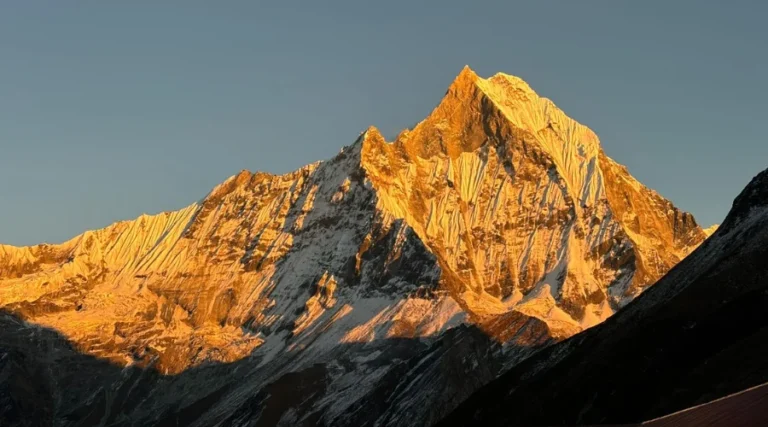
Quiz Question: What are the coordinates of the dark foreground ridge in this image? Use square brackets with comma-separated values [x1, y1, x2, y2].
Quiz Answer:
[0, 307, 525, 427]
[441, 167, 768, 426]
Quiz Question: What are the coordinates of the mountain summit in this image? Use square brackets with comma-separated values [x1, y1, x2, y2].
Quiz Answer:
[0, 67, 706, 426]
[360, 66, 704, 331]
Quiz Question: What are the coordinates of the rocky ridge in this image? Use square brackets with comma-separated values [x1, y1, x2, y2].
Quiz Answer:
[0, 66, 706, 426]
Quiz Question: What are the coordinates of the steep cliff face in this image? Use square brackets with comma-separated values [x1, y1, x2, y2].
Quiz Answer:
[0, 66, 705, 425]
[443, 167, 768, 427]
[1, 145, 458, 375]
[361, 66, 703, 334]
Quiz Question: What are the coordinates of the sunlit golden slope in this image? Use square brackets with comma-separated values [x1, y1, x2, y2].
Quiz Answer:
[361, 66, 704, 332]
[0, 67, 706, 423]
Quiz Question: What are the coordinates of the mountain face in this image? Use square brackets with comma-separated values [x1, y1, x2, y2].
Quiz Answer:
[0, 67, 705, 426]
[444, 168, 768, 426]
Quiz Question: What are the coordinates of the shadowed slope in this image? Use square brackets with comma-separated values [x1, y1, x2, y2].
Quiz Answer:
[0, 308, 546, 427]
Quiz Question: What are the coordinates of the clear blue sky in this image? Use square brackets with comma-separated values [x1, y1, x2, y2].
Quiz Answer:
[2, 1, 767, 246]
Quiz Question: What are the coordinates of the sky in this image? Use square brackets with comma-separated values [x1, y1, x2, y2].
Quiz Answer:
[1, 1, 767, 246]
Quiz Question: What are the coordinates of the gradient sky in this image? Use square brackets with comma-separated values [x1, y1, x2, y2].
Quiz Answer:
[2, 1, 767, 246]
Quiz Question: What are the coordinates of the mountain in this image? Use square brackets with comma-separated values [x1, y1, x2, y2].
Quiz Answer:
[443, 168, 768, 426]
[0, 66, 706, 426]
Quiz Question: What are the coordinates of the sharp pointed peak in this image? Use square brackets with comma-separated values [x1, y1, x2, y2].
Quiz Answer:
[355, 125, 386, 145]
[428, 67, 477, 109]
[458, 64, 478, 77]
[445, 67, 541, 102]
[444, 65, 481, 94]
[350, 125, 388, 159]
[363, 125, 384, 137]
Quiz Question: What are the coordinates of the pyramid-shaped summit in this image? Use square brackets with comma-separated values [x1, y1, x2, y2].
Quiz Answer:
[0, 67, 706, 426]
[360, 66, 705, 327]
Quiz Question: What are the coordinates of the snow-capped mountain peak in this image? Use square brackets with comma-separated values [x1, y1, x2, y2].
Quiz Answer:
[0, 67, 707, 426]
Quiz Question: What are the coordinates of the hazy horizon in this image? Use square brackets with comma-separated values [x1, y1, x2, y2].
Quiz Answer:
[3, 1, 767, 245]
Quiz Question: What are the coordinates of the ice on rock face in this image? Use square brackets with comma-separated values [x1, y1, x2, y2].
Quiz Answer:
[0, 66, 707, 426]
[359, 67, 705, 331]
[443, 167, 768, 427]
